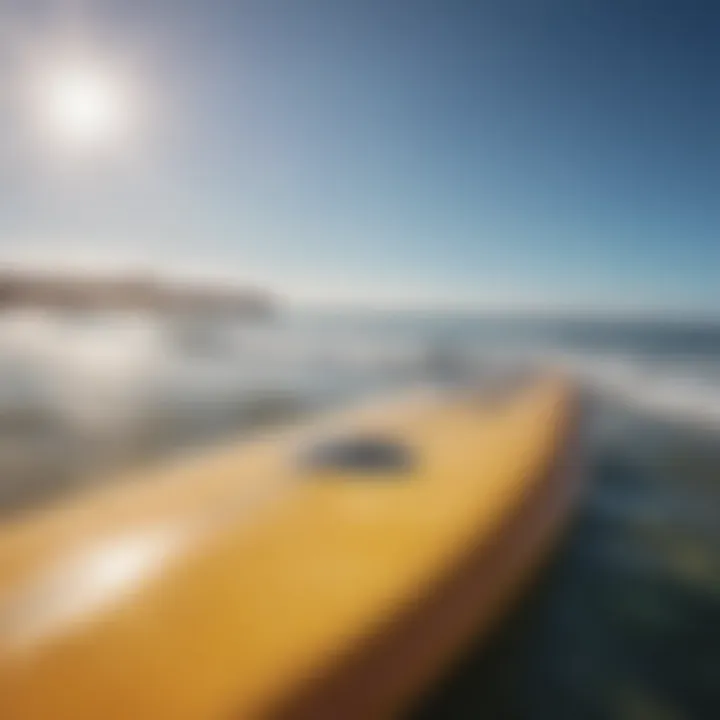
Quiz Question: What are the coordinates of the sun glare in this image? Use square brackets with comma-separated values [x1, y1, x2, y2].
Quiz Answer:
[37, 62, 134, 151]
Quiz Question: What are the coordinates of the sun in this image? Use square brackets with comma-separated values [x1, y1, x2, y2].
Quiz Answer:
[37, 62, 134, 151]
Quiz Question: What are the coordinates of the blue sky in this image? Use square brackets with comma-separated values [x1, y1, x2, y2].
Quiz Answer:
[1, 1, 719, 313]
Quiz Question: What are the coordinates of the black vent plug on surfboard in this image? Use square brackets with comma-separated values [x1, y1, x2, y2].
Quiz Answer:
[300, 435, 415, 475]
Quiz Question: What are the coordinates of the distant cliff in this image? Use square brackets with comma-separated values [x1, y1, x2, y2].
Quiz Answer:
[0, 270, 276, 319]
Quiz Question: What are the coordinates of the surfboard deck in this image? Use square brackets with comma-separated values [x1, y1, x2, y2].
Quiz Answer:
[0, 376, 580, 719]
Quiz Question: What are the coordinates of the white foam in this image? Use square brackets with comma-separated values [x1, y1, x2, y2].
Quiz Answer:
[550, 350, 720, 430]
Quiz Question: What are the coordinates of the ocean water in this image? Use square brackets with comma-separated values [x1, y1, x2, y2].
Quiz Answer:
[0, 308, 718, 718]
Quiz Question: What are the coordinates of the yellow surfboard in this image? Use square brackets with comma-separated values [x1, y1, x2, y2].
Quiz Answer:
[0, 375, 580, 719]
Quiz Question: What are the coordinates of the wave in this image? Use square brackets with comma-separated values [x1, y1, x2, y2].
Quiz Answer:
[2, 311, 720, 435]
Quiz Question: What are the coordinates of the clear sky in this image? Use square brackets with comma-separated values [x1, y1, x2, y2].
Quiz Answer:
[1, 1, 719, 313]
